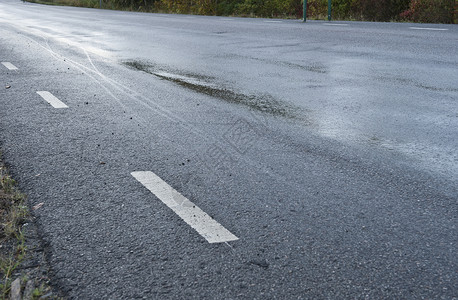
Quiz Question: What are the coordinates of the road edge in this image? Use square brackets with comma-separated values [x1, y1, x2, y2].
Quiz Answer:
[0, 151, 64, 299]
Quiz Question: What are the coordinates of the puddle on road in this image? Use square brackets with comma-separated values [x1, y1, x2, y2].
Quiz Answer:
[123, 60, 306, 121]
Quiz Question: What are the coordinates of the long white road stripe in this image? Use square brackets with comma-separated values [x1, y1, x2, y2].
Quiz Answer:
[132, 171, 239, 244]
[36, 91, 68, 108]
[409, 27, 448, 31]
[1, 62, 18, 70]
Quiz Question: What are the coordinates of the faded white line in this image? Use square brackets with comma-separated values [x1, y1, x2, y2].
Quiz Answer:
[36, 91, 68, 108]
[264, 20, 282, 23]
[323, 23, 348, 26]
[410, 27, 448, 31]
[132, 171, 239, 244]
[1, 62, 18, 70]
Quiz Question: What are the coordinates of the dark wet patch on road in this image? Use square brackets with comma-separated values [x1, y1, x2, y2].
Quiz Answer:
[414, 83, 458, 93]
[248, 43, 301, 49]
[123, 60, 309, 121]
[216, 53, 328, 74]
[123, 60, 153, 74]
[272, 60, 328, 74]
[375, 76, 458, 93]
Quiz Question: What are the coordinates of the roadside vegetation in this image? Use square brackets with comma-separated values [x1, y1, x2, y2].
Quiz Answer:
[0, 155, 58, 299]
[25, 0, 456, 23]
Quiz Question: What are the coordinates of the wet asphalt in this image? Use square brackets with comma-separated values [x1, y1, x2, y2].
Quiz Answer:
[0, 0, 457, 298]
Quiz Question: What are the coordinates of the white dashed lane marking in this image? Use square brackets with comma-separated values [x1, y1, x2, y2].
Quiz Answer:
[36, 91, 68, 108]
[1, 62, 18, 70]
[409, 27, 448, 31]
[131, 171, 239, 244]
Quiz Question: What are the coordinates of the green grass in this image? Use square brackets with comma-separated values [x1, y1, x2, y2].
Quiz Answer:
[0, 162, 28, 299]
[0, 231, 26, 298]
[0, 157, 59, 299]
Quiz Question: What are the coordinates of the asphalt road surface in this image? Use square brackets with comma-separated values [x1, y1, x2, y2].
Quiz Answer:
[1, 0, 457, 298]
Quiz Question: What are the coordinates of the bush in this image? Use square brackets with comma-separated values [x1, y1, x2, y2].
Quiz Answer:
[332, 0, 360, 20]
[34, 0, 455, 23]
[400, 0, 455, 23]
[359, 0, 410, 21]
[216, 0, 244, 15]
[235, 0, 301, 18]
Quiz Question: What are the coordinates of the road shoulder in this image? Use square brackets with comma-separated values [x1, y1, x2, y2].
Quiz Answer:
[0, 154, 62, 299]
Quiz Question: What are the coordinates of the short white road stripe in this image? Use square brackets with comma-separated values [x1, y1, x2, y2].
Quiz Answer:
[132, 171, 239, 244]
[264, 20, 282, 23]
[324, 23, 348, 26]
[1, 62, 18, 70]
[36, 91, 68, 108]
[409, 27, 448, 31]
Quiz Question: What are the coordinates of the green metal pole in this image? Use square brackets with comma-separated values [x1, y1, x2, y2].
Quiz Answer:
[328, 0, 331, 21]
[303, 0, 307, 22]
